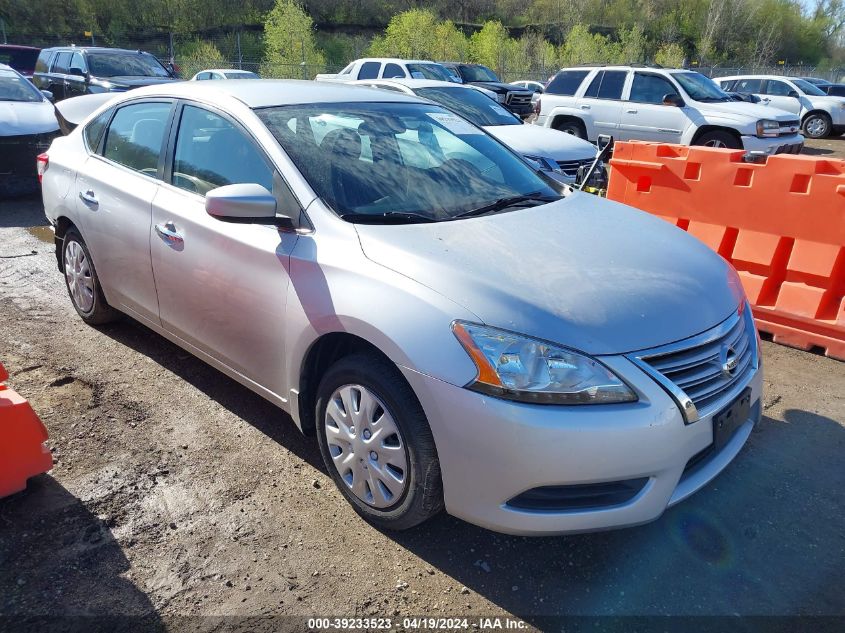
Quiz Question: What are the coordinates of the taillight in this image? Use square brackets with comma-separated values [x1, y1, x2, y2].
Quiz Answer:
[533, 98, 541, 115]
[36, 153, 48, 183]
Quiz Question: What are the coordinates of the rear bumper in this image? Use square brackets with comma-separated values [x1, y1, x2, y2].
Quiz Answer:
[401, 356, 762, 536]
[0, 131, 58, 196]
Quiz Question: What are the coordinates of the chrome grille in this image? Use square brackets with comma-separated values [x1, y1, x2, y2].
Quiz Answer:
[556, 158, 594, 178]
[629, 308, 758, 423]
[506, 92, 532, 107]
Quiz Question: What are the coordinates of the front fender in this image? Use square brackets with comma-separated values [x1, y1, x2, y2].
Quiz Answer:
[544, 103, 592, 134]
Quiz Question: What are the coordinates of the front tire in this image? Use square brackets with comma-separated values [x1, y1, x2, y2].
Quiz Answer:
[315, 352, 443, 530]
[62, 228, 119, 325]
[694, 130, 742, 149]
[553, 118, 587, 139]
[802, 113, 832, 139]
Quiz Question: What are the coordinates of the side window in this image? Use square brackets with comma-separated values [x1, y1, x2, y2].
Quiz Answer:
[358, 62, 380, 80]
[546, 70, 589, 95]
[69, 52, 85, 74]
[52, 52, 71, 74]
[84, 108, 112, 152]
[383, 63, 405, 79]
[597, 70, 627, 99]
[765, 80, 792, 96]
[629, 73, 677, 104]
[583, 71, 603, 98]
[171, 105, 273, 196]
[734, 78, 761, 93]
[196, 72, 210, 80]
[35, 51, 52, 73]
[102, 102, 172, 174]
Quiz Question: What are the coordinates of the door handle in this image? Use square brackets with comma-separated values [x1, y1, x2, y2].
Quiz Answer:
[78, 189, 98, 206]
[626, 109, 638, 114]
[580, 104, 591, 110]
[155, 221, 184, 245]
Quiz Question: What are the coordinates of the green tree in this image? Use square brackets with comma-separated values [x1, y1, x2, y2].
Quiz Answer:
[176, 39, 226, 79]
[262, 0, 325, 79]
[469, 20, 510, 72]
[559, 24, 616, 65]
[654, 41, 686, 66]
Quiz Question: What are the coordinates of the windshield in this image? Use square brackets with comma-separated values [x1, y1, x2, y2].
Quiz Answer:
[87, 52, 170, 78]
[405, 63, 453, 81]
[257, 102, 558, 222]
[224, 71, 259, 79]
[460, 65, 499, 82]
[792, 79, 827, 96]
[0, 48, 39, 73]
[0, 68, 44, 102]
[415, 87, 519, 127]
[671, 72, 731, 101]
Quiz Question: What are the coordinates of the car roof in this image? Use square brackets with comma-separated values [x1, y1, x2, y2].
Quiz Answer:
[715, 75, 793, 80]
[355, 78, 470, 90]
[124, 79, 424, 108]
[0, 44, 40, 51]
[41, 46, 157, 54]
[200, 69, 256, 74]
[356, 58, 438, 64]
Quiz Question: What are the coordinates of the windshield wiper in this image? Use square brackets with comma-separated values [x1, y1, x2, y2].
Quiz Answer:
[339, 211, 438, 224]
[453, 193, 558, 220]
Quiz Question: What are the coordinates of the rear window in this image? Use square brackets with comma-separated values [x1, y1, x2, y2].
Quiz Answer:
[546, 70, 589, 95]
[358, 62, 380, 80]
[52, 52, 71, 74]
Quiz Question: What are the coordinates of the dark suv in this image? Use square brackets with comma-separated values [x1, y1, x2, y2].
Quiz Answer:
[0, 45, 41, 79]
[32, 46, 177, 101]
[440, 62, 534, 117]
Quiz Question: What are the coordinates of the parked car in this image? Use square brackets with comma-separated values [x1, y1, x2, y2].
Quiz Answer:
[32, 46, 178, 101]
[511, 80, 545, 94]
[40, 80, 762, 536]
[537, 65, 804, 153]
[0, 64, 59, 196]
[0, 44, 41, 79]
[315, 58, 455, 84]
[715, 75, 845, 138]
[799, 77, 845, 98]
[191, 69, 260, 80]
[352, 78, 597, 184]
[440, 63, 535, 118]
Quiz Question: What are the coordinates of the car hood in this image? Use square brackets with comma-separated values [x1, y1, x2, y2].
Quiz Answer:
[486, 124, 596, 161]
[355, 193, 743, 355]
[0, 100, 59, 136]
[470, 81, 530, 94]
[692, 99, 797, 121]
[101, 76, 178, 88]
[809, 95, 845, 107]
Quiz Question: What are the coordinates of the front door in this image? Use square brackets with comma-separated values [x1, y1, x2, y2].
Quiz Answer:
[620, 72, 688, 143]
[74, 100, 173, 324]
[761, 79, 802, 115]
[150, 103, 298, 397]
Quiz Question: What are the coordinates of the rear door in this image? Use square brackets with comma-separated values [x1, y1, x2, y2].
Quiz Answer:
[576, 70, 627, 140]
[74, 99, 174, 325]
[620, 72, 688, 143]
[49, 51, 71, 100]
[761, 79, 802, 115]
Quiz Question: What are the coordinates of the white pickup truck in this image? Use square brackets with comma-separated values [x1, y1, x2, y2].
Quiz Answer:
[315, 58, 456, 83]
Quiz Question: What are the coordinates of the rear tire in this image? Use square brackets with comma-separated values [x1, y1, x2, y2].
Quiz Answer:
[802, 113, 832, 139]
[315, 352, 443, 531]
[62, 227, 119, 325]
[694, 130, 742, 149]
[553, 118, 587, 140]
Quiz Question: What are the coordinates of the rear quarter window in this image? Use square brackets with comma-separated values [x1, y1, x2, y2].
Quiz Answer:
[34, 51, 53, 73]
[546, 70, 590, 95]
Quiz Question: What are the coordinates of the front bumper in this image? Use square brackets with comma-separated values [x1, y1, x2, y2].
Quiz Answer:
[401, 353, 762, 536]
[740, 133, 804, 154]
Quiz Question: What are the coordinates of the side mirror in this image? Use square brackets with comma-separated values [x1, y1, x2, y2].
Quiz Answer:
[788, 90, 800, 98]
[69, 67, 85, 78]
[206, 183, 291, 227]
[663, 93, 684, 107]
[41, 90, 54, 102]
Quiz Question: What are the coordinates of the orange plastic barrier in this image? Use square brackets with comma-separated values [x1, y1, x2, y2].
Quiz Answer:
[0, 362, 52, 498]
[607, 141, 845, 360]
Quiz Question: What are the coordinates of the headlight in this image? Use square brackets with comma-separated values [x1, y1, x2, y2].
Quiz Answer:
[522, 154, 558, 171]
[496, 93, 507, 103]
[756, 119, 780, 137]
[452, 321, 638, 404]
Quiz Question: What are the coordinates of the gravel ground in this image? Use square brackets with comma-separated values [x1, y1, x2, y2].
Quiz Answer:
[803, 133, 845, 158]
[0, 194, 843, 632]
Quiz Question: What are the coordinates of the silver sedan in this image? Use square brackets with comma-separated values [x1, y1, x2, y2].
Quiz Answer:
[40, 80, 762, 535]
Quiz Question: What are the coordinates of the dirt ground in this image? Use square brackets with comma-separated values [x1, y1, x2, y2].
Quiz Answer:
[803, 133, 845, 158]
[0, 192, 843, 632]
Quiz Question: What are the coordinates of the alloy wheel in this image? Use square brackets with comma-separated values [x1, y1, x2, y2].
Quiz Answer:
[64, 240, 95, 313]
[805, 117, 828, 138]
[323, 384, 409, 509]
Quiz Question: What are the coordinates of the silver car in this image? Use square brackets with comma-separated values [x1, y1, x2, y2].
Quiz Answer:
[40, 80, 762, 535]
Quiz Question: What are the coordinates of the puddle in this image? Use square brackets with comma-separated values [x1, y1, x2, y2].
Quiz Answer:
[27, 226, 54, 243]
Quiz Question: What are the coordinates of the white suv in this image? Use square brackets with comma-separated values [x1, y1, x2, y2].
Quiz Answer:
[315, 58, 455, 83]
[535, 65, 804, 154]
[714, 75, 845, 138]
